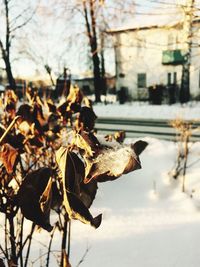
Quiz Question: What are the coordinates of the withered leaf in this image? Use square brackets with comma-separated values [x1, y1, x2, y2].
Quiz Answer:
[131, 140, 148, 155]
[73, 133, 94, 158]
[67, 84, 83, 105]
[17, 167, 53, 231]
[55, 147, 102, 228]
[80, 179, 98, 208]
[40, 177, 52, 213]
[46, 99, 57, 113]
[105, 131, 126, 143]
[84, 140, 148, 183]
[79, 106, 97, 131]
[33, 102, 47, 128]
[48, 113, 61, 133]
[51, 181, 63, 212]
[73, 131, 101, 158]
[66, 191, 102, 228]
[16, 104, 33, 124]
[56, 147, 84, 194]
[0, 143, 18, 174]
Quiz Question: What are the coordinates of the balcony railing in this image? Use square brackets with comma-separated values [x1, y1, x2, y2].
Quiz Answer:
[162, 49, 186, 65]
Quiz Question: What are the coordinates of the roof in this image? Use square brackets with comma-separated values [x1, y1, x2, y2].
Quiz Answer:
[106, 16, 200, 34]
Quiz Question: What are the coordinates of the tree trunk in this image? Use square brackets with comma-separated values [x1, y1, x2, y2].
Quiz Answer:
[0, 0, 16, 91]
[83, 0, 102, 102]
[4, 55, 16, 90]
[180, 63, 190, 103]
[180, 0, 194, 103]
[92, 51, 101, 102]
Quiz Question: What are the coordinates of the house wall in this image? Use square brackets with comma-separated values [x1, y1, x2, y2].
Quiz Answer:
[113, 23, 200, 100]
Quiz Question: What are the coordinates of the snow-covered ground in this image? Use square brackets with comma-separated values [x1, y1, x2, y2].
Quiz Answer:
[30, 134, 200, 267]
[93, 101, 200, 120]
[2, 102, 200, 266]
[30, 136, 200, 267]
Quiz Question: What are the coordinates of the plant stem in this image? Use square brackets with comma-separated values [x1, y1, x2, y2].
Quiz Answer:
[46, 226, 56, 267]
[24, 223, 35, 267]
[8, 215, 17, 265]
[60, 218, 68, 267]
[182, 134, 189, 192]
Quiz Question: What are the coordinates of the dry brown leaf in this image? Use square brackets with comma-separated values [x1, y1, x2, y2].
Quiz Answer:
[0, 143, 18, 174]
[55, 147, 84, 194]
[66, 191, 102, 228]
[73, 133, 94, 157]
[17, 167, 53, 231]
[105, 131, 126, 143]
[40, 177, 53, 214]
[18, 120, 31, 135]
[79, 106, 97, 131]
[84, 140, 148, 183]
[80, 179, 98, 208]
[67, 84, 83, 105]
[55, 147, 102, 228]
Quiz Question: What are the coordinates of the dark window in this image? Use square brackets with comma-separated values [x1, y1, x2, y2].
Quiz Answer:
[168, 72, 177, 85]
[167, 73, 171, 85]
[199, 71, 200, 88]
[173, 72, 177, 84]
[137, 73, 146, 88]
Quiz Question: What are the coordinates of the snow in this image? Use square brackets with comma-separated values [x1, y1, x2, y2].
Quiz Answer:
[64, 102, 200, 266]
[2, 102, 200, 266]
[93, 101, 200, 120]
[65, 137, 200, 267]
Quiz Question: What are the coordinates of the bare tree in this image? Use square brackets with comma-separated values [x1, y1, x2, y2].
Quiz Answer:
[0, 0, 38, 90]
[82, 0, 102, 102]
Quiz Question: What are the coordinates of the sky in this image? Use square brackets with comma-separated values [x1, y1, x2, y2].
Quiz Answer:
[0, 0, 197, 83]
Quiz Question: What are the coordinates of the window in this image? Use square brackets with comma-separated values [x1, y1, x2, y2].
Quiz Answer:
[137, 73, 147, 88]
[167, 73, 172, 85]
[167, 72, 177, 85]
[197, 70, 200, 88]
[173, 72, 177, 84]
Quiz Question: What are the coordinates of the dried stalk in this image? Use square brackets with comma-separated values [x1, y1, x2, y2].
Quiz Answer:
[46, 226, 56, 267]
[0, 116, 21, 145]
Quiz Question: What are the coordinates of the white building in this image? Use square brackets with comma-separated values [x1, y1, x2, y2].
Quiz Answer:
[107, 19, 200, 101]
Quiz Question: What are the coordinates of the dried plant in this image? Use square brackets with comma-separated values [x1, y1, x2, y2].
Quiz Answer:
[0, 85, 147, 266]
[169, 118, 200, 192]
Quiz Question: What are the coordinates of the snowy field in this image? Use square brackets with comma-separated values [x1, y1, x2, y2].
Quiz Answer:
[31, 103, 200, 267]
[2, 101, 200, 266]
[93, 100, 200, 120]
[30, 137, 200, 267]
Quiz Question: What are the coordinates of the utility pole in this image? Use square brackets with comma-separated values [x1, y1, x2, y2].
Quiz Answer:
[180, 0, 195, 103]
[100, 30, 107, 95]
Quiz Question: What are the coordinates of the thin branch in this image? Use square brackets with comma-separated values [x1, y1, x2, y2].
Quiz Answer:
[8, 215, 17, 264]
[24, 223, 35, 267]
[46, 226, 56, 267]
[10, 1, 40, 33]
[75, 246, 90, 267]
[4, 217, 8, 259]
[67, 220, 71, 259]
[60, 218, 68, 267]
[0, 244, 7, 259]
[0, 116, 21, 145]
[18, 215, 24, 267]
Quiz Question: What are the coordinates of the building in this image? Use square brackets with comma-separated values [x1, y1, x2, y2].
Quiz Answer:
[107, 19, 200, 101]
[56, 72, 116, 96]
